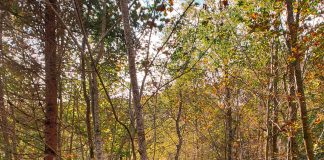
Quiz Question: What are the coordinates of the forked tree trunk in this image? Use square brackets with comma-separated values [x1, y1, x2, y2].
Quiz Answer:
[119, 0, 148, 159]
[285, 1, 314, 159]
[44, 0, 58, 159]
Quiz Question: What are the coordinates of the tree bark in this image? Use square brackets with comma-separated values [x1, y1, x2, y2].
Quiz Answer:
[90, 0, 107, 158]
[0, 10, 12, 160]
[44, 0, 58, 159]
[80, 38, 95, 159]
[175, 92, 183, 160]
[119, 0, 148, 159]
[90, 71, 103, 160]
[225, 72, 233, 160]
[265, 96, 271, 160]
[128, 87, 137, 160]
[271, 38, 279, 160]
[285, 1, 315, 159]
[285, 1, 298, 159]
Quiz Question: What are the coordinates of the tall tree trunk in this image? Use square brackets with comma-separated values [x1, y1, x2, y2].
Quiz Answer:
[0, 10, 12, 160]
[287, 59, 298, 160]
[128, 88, 137, 160]
[119, 0, 148, 159]
[225, 72, 233, 160]
[44, 0, 58, 159]
[285, 1, 298, 159]
[152, 94, 157, 160]
[76, 94, 85, 160]
[74, 0, 95, 157]
[285, 1, 314, 159]
[265, 97, 271, 160]
[81, 39, 95, 159]
[90, 0, 107, 158]
[57, 20, 65, 160]
[175, 92, 183, 160]
[68, 92, 76, 160]
[271, 38, 279, 160]
[90, 71, 103, 160]
[9, 101, 18, 160]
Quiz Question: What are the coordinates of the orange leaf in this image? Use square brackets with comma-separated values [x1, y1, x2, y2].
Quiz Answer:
[168, 0, 174, 6]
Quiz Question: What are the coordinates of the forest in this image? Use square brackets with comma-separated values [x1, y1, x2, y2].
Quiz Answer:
[0, 0, 323, 159]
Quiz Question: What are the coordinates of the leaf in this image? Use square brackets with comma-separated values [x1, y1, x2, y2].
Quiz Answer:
[156, 4, 166, 12]
[168, 0, 174, 6]
[251, 13, 258, 20]
[167, 7, 174, 12]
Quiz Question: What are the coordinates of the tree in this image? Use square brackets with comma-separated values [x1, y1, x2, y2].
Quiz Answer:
[44, 0, 58, 159]
[120, 0, 148, 159]
[0, 9, 12, 160]
[285, 0, 315, 159]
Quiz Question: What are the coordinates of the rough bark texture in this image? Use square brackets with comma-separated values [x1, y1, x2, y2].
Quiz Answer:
[119, 0, 148, 159]
[44, 0, 58, 159]
[0, 10, 12, 160]
[285, 1, 314, 159]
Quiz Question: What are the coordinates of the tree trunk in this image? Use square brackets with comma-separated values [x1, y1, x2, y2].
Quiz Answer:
[265, 97, 271, 160]
[76, 92, 85, 160]
[75, 0, 95, 157]
[119, 0, 148, 159]
[272, 39, 279, 160]
[91, 1, 107, 159]
[285, 1, 298, 159]
[152, 94, 157, 160]
[287, 59, 298, 160]
[80, 39, 95, 159]
[128, 88, 137, 160]
[225, 72, 233, 160]
[0, 10, 12, 160]
[44, 0, 58, 159]
[285, 1, 314, 159]
[9, 101, 19, 160]
[271, 38, 279, 160]
[68, 92, 76, 160]
[90, 71, 103, 160]
[175, 92, 183, 160]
